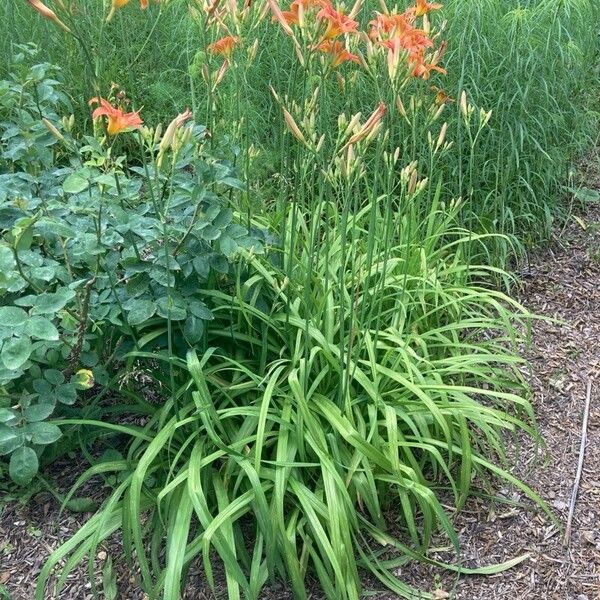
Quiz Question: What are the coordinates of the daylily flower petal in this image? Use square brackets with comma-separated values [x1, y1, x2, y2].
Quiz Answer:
[90, 97, 143, 135]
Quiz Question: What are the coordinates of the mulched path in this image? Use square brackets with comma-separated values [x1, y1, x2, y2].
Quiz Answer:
[391, 201, 600, 600]
[1, 201, 599, 599]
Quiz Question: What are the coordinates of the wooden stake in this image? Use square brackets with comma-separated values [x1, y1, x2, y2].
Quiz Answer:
[564, 378, 593, 546]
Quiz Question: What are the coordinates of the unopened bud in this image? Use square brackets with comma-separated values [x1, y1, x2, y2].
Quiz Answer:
[153, 123, 163, 146]
[460, 91, 469, 119]
[435, 122, 447, 152]
[42, 118, 65, 142]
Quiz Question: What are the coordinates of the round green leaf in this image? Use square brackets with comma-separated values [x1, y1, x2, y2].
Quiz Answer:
[127, 299, 156, 326]
[25, 316, 59, 341]
[44, 368, 65, 385]
[56, 383, 78, 405]
[156, 296, 186, 321]
[0, 408, 18, 424]
[1, 336, 33, 370]
[0, 306, 27, 327]
[63, 173, 89, 194]
[0, 425, 23, 455]
[24, 403, 55, 422]
[27, 422, 62, 445]
[9, 446, 39, 485]
[183, 316, 204, 345]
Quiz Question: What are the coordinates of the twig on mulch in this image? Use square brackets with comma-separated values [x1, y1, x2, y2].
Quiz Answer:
[564, 378, 593, 546]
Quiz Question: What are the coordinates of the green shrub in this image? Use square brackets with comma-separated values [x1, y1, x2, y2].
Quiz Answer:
[0, 49, 262, 484]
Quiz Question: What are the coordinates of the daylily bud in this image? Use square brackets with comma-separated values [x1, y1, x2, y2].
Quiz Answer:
[159, 109, 193, 154]
[42, 118, 65, 142]
[349, 0, 362, 19]
[293, 39, 306, 67]
[248, 38, 259, 62]
[344, 144, 355, 179]
[407, 168, 418, 195]
[153, 123, 163, 146]
[212, 60, 229, 91]
[268, 0, 294, 36]
[435, 122, 447, 152]
[432, 103, 444, 121]
[345, 113, 362, 136]
[60, 115, 73, 133]
[343, 102, 386, 149]
[180, 124, 194, 147]
[460, 91, 469, 119]
[480, 108, 493, 126]
[26, 0, 71, 32]
[282, 107, 307, 144]
[395, 95, 407, 120]
[316, 134, 326, 153]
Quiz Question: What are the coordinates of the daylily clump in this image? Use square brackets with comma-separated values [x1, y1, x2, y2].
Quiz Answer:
[89, 97, 143, 135]
[269, 0, 446, 81]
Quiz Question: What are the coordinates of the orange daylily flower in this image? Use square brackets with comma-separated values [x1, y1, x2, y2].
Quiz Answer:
[89, 97, 143, 135]
[207, 35, 239, 58]
[316, 3, 358, 39]
[369, 10, 415, 40]
[107, 0, 157, 21]
[415, 0, 442, 17]
[111, 0, 154, 9]
[279, 0, 325, 25]
[315, 40, 360, 68]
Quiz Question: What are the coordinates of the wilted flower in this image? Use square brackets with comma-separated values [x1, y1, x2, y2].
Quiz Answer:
[73, 369, 95, 390]
[411, 42, 447, 79]
[207, 35, 240, 58]
[159, 109, 193, 151]
[89, 97, 143, 135]
[431, 86, 454, 105]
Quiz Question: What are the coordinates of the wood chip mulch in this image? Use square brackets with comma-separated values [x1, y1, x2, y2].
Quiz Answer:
[390, 201, 600, 600]
[1, 199, 600, 600]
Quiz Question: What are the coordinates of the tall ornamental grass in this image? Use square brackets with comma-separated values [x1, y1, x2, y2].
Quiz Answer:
[5, 0, 596, 249]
